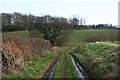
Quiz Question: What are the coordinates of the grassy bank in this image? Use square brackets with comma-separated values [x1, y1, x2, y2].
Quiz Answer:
[2, 52, 57, 78]
[71, 42, 119, 78]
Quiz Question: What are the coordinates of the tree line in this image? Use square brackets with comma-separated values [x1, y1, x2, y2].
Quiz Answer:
[2, 12, 71, 31]
[2, 12, 117, 32]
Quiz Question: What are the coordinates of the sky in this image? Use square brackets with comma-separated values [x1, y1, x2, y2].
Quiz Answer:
[0, 0, 119, 25]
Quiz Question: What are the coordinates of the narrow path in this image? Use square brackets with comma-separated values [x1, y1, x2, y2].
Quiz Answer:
[42, 52, 89, 79]
[42, 53, 61, 79]
[69, 53, 89, 80]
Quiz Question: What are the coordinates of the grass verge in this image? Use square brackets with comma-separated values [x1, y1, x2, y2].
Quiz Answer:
[71, 42, 119, 78]
[2, 52, 57, 78]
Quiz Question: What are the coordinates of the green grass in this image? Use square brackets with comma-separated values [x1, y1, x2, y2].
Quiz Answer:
[3, 31, 30, 39]
[67, 29, 119, 46]
[2, 47, 80, 78]
[68, 30, 99, 44]
[53, 48, 80, 78]
[71, 43, 119, 78]
[2, 52, 57, 78]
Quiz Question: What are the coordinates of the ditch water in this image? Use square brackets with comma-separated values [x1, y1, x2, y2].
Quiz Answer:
[69, 53, 88, 80]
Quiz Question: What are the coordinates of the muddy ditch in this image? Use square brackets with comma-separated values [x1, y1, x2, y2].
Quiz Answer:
[69, 52, 90, 80]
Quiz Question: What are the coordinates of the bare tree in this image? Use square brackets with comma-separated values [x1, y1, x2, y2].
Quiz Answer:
[22, 14, 29, 30]
[69, 16, 79, 29]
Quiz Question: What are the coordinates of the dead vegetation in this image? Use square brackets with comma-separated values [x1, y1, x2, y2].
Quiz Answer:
[2, 34, 51, 74]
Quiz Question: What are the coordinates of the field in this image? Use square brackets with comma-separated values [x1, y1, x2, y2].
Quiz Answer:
[3, 29, 119, 45]
[2, 29, 119, 78]
[3, 31, 30, 39]
[67, 29, 119, 45]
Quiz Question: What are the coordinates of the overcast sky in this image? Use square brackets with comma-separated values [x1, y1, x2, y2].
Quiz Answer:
[0, 0, 119, 25]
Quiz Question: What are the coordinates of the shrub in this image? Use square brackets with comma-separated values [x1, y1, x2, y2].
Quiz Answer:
[2, 34, 51, 74]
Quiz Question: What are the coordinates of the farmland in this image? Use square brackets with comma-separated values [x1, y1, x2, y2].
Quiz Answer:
[67, 29, 119, 45]
[3, 31, 30, 39]
[2, 29, 119, 79]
